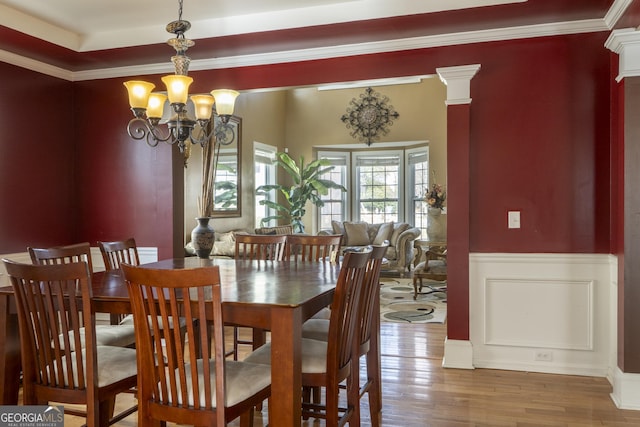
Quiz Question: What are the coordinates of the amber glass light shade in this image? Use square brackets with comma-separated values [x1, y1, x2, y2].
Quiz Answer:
[124, 81, 155, 109]
[147, 93, 167, 119]
[190, 94, 215, 120]
[210, 89, 239, 116]
[161, 75, 194, 105]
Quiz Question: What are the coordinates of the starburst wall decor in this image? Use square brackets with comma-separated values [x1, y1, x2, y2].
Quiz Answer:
[340, 87, 400, 146]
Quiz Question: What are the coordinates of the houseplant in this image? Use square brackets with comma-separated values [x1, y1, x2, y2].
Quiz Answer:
[256, 152, 347, 233]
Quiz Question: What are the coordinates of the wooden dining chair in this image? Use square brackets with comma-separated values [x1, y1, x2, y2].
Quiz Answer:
[232, 233, 288, 359]
[28, 242, 136, 349]
[98, 238, 139, 325]
[98, 238, 189, 350]
[234, 233, 287, 261]
[287, 233, 343, 320]
[2, 259, 138, 426]
[300, 243, 389, 425]
[285, 234, 342, 262]
[244, 249, 371, 426]
[121, 263, 271, 427]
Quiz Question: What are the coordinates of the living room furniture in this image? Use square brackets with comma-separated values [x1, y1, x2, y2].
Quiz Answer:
[412, 241, 447, 300]
[322, 220, 421, 275]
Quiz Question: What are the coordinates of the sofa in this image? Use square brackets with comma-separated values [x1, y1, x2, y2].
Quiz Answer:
[321, 221, 421, 275]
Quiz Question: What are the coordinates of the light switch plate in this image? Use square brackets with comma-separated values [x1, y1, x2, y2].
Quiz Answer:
[508, 211, 521, 229]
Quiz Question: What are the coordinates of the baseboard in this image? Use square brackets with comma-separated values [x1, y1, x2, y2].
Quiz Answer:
[443, 338, 474, 369]
[611, 367, 640, 410]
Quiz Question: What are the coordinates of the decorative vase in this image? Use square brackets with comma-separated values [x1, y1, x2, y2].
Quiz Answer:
[427, 207, 447, 241]
[191, 217, 215, 259]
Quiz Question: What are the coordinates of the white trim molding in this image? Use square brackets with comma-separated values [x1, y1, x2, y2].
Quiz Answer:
[443, 338, 474, 369]
[436, 64, 481, 105]
[469, 253, 616, 378]
[611, 367, 640, 410]
[605, 27, 640, 81]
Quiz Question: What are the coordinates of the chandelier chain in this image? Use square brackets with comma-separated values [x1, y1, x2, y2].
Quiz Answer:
[178, 0, 183, 22]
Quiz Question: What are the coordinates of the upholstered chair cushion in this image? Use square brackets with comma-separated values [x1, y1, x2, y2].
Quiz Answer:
[60, 325, 136, 351]
[54, 345, 137, 387]
[244, 338, 329, 374]
[169, 359, 271, 407]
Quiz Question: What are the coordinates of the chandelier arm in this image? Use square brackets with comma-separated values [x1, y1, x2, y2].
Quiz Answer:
[126, 117, 153, 141]
[190, 122, 215, 147]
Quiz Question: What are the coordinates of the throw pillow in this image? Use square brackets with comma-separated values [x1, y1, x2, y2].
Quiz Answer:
[215, 231, 235, 242]
[344, 221, 370, 246]
[373, 222, 394, 245]
[390, 222, 410, 245]
[331, 220, 345, 235]
[254, 225, 293, 235]
[212, 240, 235, 257]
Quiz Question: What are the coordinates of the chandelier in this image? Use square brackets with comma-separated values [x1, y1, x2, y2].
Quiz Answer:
[123, 0, 238, 153]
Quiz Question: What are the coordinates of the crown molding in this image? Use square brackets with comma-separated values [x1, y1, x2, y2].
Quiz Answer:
[0, 49, 73, 81]
[1, 18, 610, 82]
[604, 0, 635, 30]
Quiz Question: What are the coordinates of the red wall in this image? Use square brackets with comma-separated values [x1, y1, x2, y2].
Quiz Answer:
[0, 62, 75, 252]
[71, 80, 175, 258]
[0, 31, 612, 259]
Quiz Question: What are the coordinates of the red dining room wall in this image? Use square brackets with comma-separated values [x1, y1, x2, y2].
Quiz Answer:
[0, 61, 76, 253]
[71, 80, 176, 259]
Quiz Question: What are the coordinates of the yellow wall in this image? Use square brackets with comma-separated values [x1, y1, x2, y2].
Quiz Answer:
[184, 77, 447, 239]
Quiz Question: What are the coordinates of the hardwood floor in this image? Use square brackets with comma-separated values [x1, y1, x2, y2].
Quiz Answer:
[39, 323, 640, 426]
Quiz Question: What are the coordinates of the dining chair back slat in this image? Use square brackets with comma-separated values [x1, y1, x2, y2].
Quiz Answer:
[121, 263, 271, 427]
[29, 242, 94, 273]
[98, 238, 140, 270]
[285, 234, 342, 263]
[235, 234, 287, 261]
[27, 242, 137, 348]
[2, 259, 138, 426]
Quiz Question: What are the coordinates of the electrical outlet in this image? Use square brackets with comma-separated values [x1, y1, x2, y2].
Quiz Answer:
[534, 350, 553, 361]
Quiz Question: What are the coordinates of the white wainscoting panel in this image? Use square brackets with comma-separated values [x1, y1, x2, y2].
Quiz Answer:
[484, 278, 593, 350]
[469, 253, 615, 378]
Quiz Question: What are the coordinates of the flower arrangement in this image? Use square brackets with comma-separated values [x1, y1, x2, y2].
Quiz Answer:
[424, 173, 446, 210]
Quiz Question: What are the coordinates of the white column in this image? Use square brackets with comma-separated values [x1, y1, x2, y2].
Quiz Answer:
[606, 28, 640, 81]
[436, 64, 481, 105]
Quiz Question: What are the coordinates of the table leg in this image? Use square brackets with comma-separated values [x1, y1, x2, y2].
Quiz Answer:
[0, 294, 21, 405]
[269, 306, 302, 427]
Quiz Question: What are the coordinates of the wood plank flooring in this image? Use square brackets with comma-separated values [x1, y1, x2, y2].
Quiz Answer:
[33, 323, 640, 426]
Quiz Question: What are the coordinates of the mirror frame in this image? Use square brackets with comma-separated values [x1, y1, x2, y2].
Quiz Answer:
[211, 114, 242, 218]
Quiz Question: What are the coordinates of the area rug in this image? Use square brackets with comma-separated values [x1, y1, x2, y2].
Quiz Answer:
[379, 277, 447, 324]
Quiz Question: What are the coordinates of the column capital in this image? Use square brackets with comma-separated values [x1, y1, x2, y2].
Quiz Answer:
[436, 64, 481, 105]
[605, 28, 640, 82]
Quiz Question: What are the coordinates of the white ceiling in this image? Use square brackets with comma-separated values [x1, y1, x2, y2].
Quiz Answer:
[0, 0, 525, 51]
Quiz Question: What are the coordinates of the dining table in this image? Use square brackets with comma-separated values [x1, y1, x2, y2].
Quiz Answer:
[0, 256, 341, 427]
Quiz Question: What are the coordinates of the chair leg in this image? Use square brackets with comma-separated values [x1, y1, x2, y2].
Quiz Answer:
[366, 353, 382, 426]
[348, 366, 361, 427]
[96, 397, 115, 427]
[239, 407, 255, 427]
